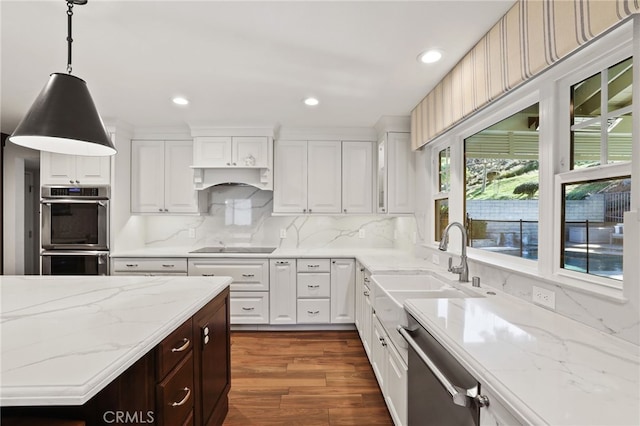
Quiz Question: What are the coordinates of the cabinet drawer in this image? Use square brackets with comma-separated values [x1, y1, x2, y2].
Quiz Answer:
[156, 351, 194, 426]
[188, 259, 269, 291]
[297, 259, 330, 273]
[297, 273, 330, 298]
[112, 258, 188, 273]
[297, 299, 330, 323]
[230, 291, 269, 324]
[156, 318, 193, 379]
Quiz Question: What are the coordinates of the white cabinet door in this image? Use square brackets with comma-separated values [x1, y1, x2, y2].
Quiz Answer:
[342, 141, 373, 214]
[274, 140, 308, 213]
[233, 136, 269, 167]
[362, 277, 373, 360]
[371, 314, 387, 389]
[387, 132, 414, 214]
[41, 152, 110, 185]
[269, 259, 297, 324]
[376, 136, 388, 213]
[307, 141, 341, 213]
[131, 140, 165, 213]
[193, 136, 232, 166]
[164, 140, 198, 213]
[75, 156, 111, 185]
[330, 258, 355, 323]
[385, 341, 408, 426]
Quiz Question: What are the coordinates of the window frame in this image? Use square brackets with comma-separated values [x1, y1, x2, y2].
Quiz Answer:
[421, 20, 636, 300]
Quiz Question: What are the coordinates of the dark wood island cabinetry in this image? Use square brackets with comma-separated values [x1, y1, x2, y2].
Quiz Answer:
[2, 287, 230, 426]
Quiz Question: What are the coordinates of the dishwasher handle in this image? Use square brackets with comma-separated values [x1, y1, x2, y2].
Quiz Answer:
[398, 325, 489, 409]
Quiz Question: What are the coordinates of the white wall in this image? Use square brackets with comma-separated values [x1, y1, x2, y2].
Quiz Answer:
[2, 143, 40, 274]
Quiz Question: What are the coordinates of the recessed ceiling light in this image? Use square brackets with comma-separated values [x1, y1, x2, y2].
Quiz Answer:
[304, 97, 319, 106]
[418, 49, 443, 64]
[172, 96, 189, 106]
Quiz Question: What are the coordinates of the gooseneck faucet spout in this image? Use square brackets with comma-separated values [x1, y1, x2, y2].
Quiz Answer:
[438, 221, 469, 282]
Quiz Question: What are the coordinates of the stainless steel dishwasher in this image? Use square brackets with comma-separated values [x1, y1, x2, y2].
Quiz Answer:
[398, 315, 490, 425]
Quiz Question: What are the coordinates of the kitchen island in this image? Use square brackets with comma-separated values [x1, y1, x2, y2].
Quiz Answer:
[0, 275, 232, 425]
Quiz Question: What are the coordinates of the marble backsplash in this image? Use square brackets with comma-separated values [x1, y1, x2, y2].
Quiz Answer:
[139, 185, 416, 251]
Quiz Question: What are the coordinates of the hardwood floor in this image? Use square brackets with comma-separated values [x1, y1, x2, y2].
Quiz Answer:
[223, 331, 394, 426]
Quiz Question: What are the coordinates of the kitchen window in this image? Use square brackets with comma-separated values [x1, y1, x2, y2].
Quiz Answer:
[464, 103, 540, 261]
[434, 147, 450, 242]
[559, 57, 633, 283]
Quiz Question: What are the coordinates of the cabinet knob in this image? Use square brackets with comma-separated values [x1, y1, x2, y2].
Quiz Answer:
[303, 209, 307, 213]
[75, 180, 80, 184]
[232, 162, 237, 166]
[344, 209, 347, 213]
[227, 162, 231, 166]
[308, 209, 312, 213]
[382, 208, 386, 212]
[164, 209, 169, 212]
[158, 208, 163, 212]
[69, 180, 74, 184]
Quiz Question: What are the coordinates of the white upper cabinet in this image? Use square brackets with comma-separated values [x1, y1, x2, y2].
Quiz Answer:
[377, 132, 414, 214]
[131, 140, 199, 214]
[307, 141, 341, 214]
[342, 141, 373, 214]
[41, 152, 111, 185]
[193, 136, 268, 167]
[274, 139, 371, 214]
[274, 140, 308, 213]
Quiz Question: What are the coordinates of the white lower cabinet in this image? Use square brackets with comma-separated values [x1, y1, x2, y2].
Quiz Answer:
[355, 265, 373, 360]
[480, 388, 523, 426]
[188, 258, 269, 324]
[111, 258, 187, 276]
[297, 299, 331, 323]
[385, 336, 408, 426]
[371, 314, 387, 389]
[270, 259, 297, 325]
[230, 291, 269, 324]
[296, 258, 331, 324]
[330, 258, 355, 323]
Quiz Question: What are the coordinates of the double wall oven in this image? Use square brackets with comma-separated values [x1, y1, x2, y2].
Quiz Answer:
[41, 186, 110, 275]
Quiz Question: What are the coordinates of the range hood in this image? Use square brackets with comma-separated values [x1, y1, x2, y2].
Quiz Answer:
[191, 166, 273, 191]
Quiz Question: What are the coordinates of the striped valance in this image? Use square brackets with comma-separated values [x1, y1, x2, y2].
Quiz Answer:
[411, 0, 640, 150]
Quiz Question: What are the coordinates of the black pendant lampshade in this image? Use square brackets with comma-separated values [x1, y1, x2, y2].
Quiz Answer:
[8, 0, 116, 157]
[9, 73, 116, 156]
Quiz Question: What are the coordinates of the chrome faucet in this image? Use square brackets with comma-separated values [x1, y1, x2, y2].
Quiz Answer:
[438, 222, 469, 282]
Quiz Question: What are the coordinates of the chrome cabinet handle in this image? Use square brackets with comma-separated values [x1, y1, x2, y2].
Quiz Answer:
[162, 264, 175, 268]
[364, 277, 370, 282]
[170, 387, 191, 407]
[307, 284, 320, 288]
[276, 261, 290, 265]
[307, 310, 320, 315]
[242, 307, 255, 311]
[363, 290, 370, 296]
[202, 273, 215, 277]
[398, 326, 489, 408]
[171, 338, 190, 353]
[125, 264, 138, 268]
[308, 264, 320, 268]
[242, 273, 255, 277]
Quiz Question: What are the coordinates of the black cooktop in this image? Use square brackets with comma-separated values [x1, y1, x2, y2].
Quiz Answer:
[189, 247, 277, 254]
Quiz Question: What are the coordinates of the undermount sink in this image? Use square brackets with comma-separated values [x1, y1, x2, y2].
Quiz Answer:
[370, 273, 483, 364]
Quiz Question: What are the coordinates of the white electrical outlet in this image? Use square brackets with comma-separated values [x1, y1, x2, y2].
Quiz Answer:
[431, 253, 440, 265]
[279, 228, 287, 239]
[359, 228, 366, 238]
[532, 286, 556, 309]
[188, 227, 196, 238]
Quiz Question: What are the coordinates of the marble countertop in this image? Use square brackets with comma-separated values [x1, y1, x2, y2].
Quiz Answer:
[405, 286, 640, 426]
[0, 275, 232, 407]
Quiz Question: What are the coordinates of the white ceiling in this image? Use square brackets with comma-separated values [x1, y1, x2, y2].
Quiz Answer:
[1, 0, 515, 134]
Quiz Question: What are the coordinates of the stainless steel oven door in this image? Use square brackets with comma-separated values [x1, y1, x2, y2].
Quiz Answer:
[41, 251, 109, 275]
[41, 199, 109, 250]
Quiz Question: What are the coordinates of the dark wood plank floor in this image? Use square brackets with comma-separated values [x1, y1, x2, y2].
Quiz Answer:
[223, 330, 394, 426]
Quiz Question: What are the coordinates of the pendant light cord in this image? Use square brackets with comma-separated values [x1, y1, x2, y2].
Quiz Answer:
[66, 1, 74, 74]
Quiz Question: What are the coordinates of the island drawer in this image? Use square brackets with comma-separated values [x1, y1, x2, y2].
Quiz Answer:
[297, 273, 330, 298]
[156, 351, 194, 426]
[112, 258, 188, 274]
[297, 299, 330, 323]
[297, 259, 330, 273]
[156, 318, 193, 379]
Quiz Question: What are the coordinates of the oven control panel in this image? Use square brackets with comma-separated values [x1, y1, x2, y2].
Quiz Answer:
[42, 185, 110, 199]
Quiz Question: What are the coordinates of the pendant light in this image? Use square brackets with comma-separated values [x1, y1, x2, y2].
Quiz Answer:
[9, 0, 116, 156]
